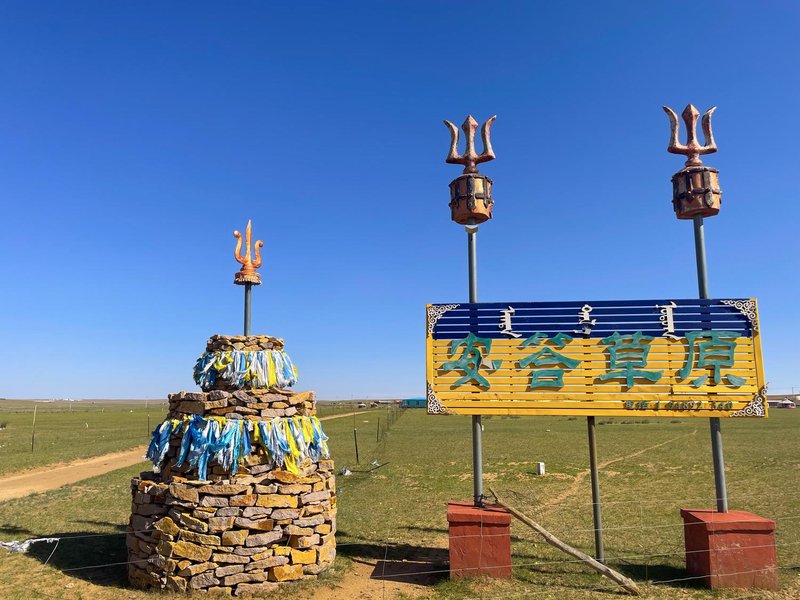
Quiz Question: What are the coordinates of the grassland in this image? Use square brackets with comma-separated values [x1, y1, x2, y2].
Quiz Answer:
[0, 403, 797, 599]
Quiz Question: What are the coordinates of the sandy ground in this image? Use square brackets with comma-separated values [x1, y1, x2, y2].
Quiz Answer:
[0, 411, 367, 502]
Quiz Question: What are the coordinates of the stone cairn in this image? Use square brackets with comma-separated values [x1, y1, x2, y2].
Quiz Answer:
[127, 334, 336, 594]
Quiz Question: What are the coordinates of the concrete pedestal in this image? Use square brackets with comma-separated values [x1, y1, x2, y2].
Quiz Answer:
[447, 501, 512, 579]
[680, 508, 778, 589]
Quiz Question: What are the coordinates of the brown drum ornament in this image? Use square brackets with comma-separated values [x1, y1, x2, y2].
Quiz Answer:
[671, 166, 722, 219]
[449, 174, 493, 225]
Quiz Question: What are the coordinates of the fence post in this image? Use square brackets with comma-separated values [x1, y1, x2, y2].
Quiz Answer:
[31, 404, 37, 453]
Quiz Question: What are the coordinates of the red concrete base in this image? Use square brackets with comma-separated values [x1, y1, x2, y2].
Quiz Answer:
[447, 501, 512, 579]
[681, 508, 778, 589]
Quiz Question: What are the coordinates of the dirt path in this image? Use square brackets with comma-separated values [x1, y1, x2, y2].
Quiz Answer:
[541, 429, 698, 510]
[0, 410, 367, 502]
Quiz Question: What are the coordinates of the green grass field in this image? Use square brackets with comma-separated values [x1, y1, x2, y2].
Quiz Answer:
[0, 403, 797, 599]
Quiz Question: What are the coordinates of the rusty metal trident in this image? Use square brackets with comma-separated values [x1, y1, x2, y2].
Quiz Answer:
[444, 115, 497, 174]
[663, 104, 717, 167]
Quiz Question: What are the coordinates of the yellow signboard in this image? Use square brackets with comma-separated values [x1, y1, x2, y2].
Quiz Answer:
[426, 299, 766, 417]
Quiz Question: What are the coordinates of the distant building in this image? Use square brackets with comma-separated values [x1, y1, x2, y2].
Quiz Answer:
[767, 395, 798, 409]
[401, 397, 426, 409]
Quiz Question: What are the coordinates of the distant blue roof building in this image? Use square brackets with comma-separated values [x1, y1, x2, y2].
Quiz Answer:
[401, 397, 426, 408]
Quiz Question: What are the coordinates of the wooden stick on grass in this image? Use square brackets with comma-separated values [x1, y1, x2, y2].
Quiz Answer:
[488, 486, 640, 596]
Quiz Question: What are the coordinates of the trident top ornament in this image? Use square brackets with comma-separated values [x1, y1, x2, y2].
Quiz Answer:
[444, 115, 497, 225]
[663, 104, 717, 167]
[662, 104, 722, 220]
[444, 115, 496, 174]
[233, 219, 263, 285]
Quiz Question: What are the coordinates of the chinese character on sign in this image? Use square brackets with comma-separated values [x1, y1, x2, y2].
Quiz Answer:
[518, 333, 581, 388]
[599, 331, 663, 387]
[499, 306, 521, 338]
[442, 332, 502, 388]
[574, 304, 597, 336]
[678, 330, 746, 388]
[656, 301, 680, 340]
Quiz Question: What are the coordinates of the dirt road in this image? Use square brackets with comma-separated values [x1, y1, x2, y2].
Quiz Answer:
[0, 410, 366, 502]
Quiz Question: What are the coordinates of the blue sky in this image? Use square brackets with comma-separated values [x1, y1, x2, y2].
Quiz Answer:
[0, 2, 798, 399]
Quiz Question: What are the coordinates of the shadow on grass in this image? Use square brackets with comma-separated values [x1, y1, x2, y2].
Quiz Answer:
[615, 561, 703, 589]
[0, 524, 32, 535]
[337, 529, 448, 586]
[25, 524, 129, 587]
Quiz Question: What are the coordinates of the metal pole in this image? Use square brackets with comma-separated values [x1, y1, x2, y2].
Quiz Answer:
[467, 220, 484, 507]
[353, 428, 360, 464]
[693, 216, 728, 513]
[243, 283, 252, 336]
[587, 416, 605, 563]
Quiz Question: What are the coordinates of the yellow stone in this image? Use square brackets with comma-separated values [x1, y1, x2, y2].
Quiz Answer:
[273, 546, 292, 556]
[316, 524, 332, 535]
[290, 549, 316, 565]
[172, 540, 213, 562]
[221, 530, 249, 546]
[269, 564, 303, 582]
[319, 541, 336, 564]
[256, 494, 298, 508]
[269, 470, 314, 484]
[154, 516, 180, 537]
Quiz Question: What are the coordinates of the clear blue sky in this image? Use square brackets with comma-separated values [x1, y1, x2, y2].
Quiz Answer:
[1, 2, 798, 399]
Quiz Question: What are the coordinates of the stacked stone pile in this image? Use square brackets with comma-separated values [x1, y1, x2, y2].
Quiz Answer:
[127, 334, 336, 594]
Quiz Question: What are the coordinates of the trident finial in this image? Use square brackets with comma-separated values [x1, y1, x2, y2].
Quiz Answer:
[444, 115, 496, 174]
[233, 219, 263, 285]
[663, 104, 717, 167]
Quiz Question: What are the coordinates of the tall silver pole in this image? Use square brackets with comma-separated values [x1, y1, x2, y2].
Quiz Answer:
[693, 215, 728, 513]
[467, 221, 483, 507]
[244, 283, 252, 336]
[587, 416, 604, 562]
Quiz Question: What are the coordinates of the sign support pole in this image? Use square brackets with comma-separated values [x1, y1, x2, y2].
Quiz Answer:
[693, 215, 728, 513]
[587, 416, 605, 562]
[467, 220, 484, 508]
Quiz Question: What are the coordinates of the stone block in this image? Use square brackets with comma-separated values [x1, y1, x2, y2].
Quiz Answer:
[180, 531, 221, 545]
[221, 529, 249, 546]
[212, 553, 250, 564]
[256, 494, 297, 508]
[208, 517, 236, 532]
[189, 572, 220, 589]
[200, 495, 229, 508]
[215, 564, 245, 577]
[173, 541, 213, 562]
[246, 555, 289, 571]
[290, 549, 316, 565]
[245, 529, 284, 547]
[242, 507, 272, 519]
[198, 484, 252, 496]
[165, 575, 187, 592]
[169, 483, 199, 503]
[234, 582, 279, 595]
[174, 512, 208, 533]
[268, 564, 303, 582]
[178, 561, 218, 577]
[234, 517, 275, 531]
[289, 534, 320, 549]
[215, 507, 241, 518]
[230, 494, 257, 507]
[300, 490, 330, 504]
[153, 516, 180, 537]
